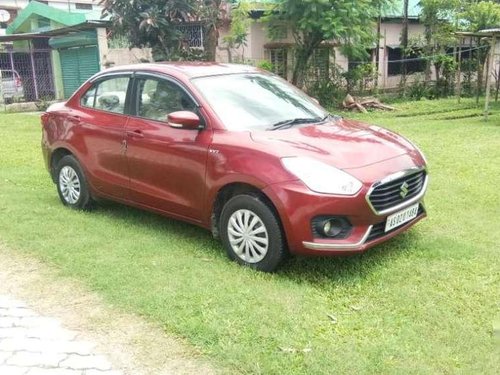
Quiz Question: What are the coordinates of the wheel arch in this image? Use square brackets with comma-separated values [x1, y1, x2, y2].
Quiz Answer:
[49, 147, 73, 183]
[210, 182, 285, 242]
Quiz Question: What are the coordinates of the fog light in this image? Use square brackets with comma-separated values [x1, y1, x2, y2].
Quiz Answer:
[323, 218, 343, 237]
[312, 216, 352, 239]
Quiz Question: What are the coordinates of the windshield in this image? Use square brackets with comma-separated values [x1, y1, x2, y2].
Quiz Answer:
[192, 73, 327, 131]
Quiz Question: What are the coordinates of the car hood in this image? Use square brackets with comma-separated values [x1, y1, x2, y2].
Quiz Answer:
[249, 118, 419, 169]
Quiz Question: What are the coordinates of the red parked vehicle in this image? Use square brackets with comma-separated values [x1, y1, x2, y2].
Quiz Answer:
[41, 63, 428, 272]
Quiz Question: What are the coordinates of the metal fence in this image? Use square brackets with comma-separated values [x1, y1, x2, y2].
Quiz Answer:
[0, 44, 55, 103]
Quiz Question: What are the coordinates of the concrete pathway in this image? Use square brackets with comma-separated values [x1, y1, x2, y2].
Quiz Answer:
[0, 295, 121, 375]
[0, 243, 219, 375]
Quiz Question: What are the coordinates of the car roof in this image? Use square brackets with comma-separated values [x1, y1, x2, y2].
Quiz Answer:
[101, 62, 262, 79]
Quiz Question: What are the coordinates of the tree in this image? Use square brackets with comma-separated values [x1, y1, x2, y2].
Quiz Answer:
[195, 0, 225, 61]
[418, 0, 461, 84]
[100, 0, 225, 61]
[460, 0, 500, 99]
[461, 0, 500, 32]
[221, 1, 253, 62]
[266, 0, 392, 88]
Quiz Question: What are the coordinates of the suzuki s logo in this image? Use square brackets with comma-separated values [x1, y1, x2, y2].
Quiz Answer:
[400, 181, 409, 198]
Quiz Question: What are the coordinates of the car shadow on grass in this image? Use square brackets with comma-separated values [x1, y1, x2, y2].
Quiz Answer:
[93, 200, 222, 249]
[91, 199, 425, 283]
[279, 230, 424, 285]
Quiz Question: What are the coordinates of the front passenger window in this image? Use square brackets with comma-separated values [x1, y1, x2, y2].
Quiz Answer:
[135, 78, 196, 122]
[81, 76, 129, 114]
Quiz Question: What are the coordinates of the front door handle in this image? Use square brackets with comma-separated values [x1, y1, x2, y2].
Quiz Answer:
[126, 129, 144, 138]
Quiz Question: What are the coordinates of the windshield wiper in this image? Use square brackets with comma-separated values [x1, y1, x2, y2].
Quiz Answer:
[318, 113, 343, 123]
[268, 117, 322, 131]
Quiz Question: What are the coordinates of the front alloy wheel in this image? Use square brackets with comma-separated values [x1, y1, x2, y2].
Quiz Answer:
[227, 209, 269, 263]
[220, 194, 287, 272]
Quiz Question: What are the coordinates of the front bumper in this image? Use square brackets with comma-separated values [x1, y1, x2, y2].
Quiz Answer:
[301, 207, 426, 252]
[262, 160, 428, 256]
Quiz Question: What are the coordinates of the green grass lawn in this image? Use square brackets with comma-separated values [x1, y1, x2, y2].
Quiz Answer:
[0, 98, 499, 374]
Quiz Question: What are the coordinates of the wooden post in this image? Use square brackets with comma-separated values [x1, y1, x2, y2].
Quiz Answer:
[375, 7, 381, 90]
[457, 38, 462, 103]
[476, 37, 481, 106]
[484, 35, 496, 121]
[383, 28, 387, 90]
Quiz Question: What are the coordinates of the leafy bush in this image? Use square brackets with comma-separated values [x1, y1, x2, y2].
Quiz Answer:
[35, 98, 52, 112]
[257, 60, 274, 72]
[307, 79, 345, 107]
[406, 75, 430, 100]
[342, 63, 377, 94]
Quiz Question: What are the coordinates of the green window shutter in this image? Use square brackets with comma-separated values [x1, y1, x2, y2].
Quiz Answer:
[60, 46, 99, 98]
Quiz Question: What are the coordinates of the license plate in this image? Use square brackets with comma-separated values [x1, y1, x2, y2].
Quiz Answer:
[385, 203, 420, 232]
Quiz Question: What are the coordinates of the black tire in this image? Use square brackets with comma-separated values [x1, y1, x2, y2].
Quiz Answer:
[55, 155, 93, 210]
[220, 194, 287, 272]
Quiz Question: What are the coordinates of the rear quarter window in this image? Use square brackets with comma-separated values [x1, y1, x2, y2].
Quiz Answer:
[1, 71, 15, 79]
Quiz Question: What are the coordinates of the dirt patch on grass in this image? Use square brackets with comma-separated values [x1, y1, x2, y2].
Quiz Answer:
[0, 242, 220, 375]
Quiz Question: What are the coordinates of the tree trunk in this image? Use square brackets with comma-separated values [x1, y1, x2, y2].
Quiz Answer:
[291, 34, 322, 88]
[476, 38, 483, 105]
[424, 25, 432, 85]
[495, 61, 500, 102]
[204, 25, 218, 61]
[292, 46, 314, 88]
[435, 63, 441, 83]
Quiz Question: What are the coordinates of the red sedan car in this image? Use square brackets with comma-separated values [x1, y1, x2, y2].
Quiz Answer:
[41, 63, 428, 272]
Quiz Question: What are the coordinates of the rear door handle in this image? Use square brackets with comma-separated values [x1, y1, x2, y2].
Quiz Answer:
[68, 115, 81, 123]
[126, 130, 144, 138]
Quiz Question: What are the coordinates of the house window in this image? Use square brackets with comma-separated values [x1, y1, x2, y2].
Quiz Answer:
[76, 3, 93, 10]
[387, 47, 426, 76]
[37, 16, 51, 30]
[310, 48, 330, 79]
[176, 24, 204, 49]
[268, 24, 287, 40]
[268, 48, 287, 78]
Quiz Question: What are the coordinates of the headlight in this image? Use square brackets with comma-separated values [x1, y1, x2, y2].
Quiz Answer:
[282, 157, 362, 195]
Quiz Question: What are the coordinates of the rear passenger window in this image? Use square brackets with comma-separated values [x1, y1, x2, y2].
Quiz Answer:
[81, 77, 129, 114]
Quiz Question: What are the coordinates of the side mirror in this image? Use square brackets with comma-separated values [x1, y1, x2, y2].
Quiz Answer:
[167, 111, 201, 130]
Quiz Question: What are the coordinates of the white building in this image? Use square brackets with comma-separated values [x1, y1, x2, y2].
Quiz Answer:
[0, 0, 99, 35]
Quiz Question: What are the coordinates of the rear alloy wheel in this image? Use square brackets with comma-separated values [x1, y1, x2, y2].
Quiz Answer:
[55, 155, 92, 210]
[220, 194, 287, 272]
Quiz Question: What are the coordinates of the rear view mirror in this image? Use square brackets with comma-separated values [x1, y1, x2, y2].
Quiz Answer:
[167, 111, 201, 129]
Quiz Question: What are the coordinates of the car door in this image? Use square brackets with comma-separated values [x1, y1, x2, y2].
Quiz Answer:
[73, 74, 131, 199]
[125, 74, 212, 222]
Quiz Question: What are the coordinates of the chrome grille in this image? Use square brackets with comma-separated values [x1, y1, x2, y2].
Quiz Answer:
[368, 170, 426, 213]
